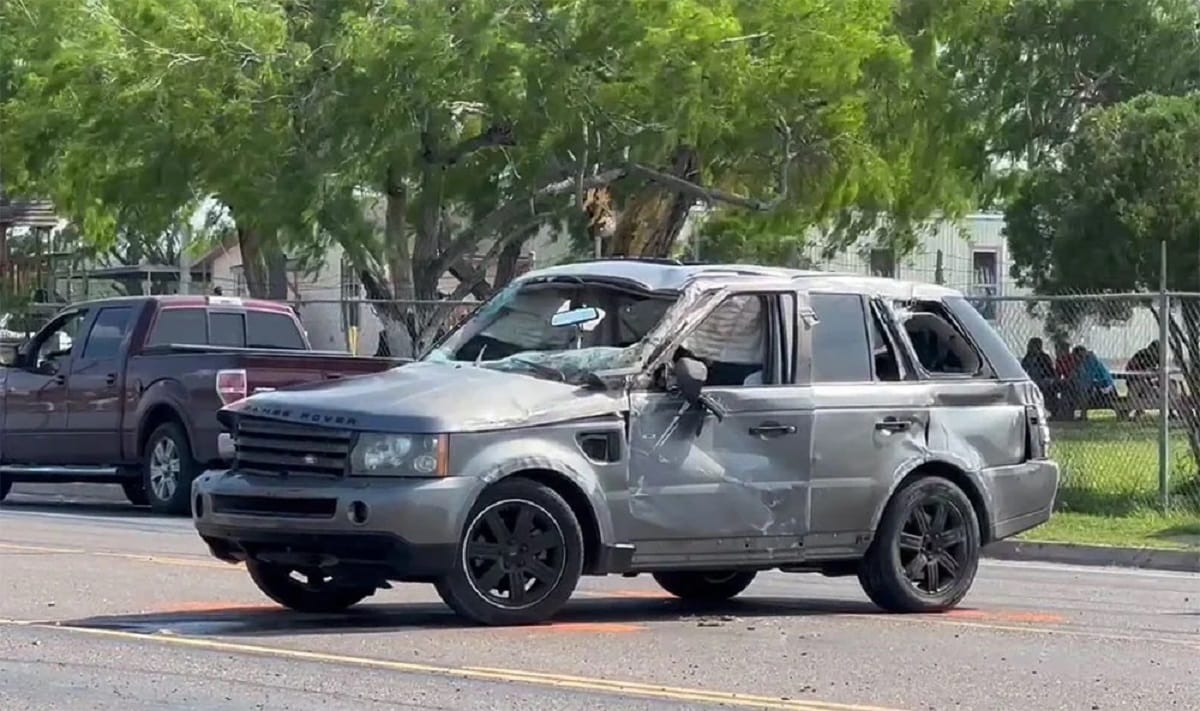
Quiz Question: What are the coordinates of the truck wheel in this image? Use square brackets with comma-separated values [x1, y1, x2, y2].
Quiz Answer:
[0, 476, 11, 502]
[857, 475, 980, 613]
[246, 560, 376, 613]
[435, 478, 584, 626]
[121, 479, 150, 507]
[652, 570, 757, 602]
[142, 422, 198, 515]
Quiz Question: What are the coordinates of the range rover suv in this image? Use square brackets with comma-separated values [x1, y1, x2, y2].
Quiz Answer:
[192, 260, 1058, 625]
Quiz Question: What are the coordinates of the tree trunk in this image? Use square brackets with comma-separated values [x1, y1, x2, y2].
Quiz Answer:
[237, 225, 269, 298]
[265, 247, 288, 300]
[606, 146, 700, 258]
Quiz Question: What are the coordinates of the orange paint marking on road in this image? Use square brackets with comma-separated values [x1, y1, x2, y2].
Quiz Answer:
[538, 622, 644, 633]
[605, 590, 674, 600]
[941, 608, 1065, 625]
[146, 602, 279, 615]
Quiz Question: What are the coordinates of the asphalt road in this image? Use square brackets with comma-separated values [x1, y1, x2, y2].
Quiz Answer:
[1, 483, 1197, 711]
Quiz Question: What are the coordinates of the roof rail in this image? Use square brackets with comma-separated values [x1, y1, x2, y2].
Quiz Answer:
[575, 256, 684, 266]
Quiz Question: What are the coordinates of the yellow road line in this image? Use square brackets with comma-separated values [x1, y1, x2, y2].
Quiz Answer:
[0, 620, 901, 711]
[0, 542, 234, 570]
[4, 542, 1195, 650]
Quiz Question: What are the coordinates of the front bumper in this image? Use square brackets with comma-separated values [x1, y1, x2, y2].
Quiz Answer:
[192, 468, 483, 580]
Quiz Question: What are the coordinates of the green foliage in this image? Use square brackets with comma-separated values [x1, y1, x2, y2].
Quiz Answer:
[2, 0, 1012, 294]
[1005, 93, 1200, 295]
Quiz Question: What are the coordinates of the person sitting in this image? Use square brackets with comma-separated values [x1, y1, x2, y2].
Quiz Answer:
[1125, 341, 1161, 418]
[1022, 337, 1058, 403]
[1070, 345, 1116, 420]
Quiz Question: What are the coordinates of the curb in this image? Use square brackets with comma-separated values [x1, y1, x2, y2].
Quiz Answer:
[984, 540, 1199, 573]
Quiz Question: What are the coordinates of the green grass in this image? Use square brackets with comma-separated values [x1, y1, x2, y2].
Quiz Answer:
[1019, 511, 1200, 550]
[1024, 414, 1200, 548]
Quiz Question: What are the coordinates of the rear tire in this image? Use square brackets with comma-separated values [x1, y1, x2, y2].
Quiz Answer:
[247, 560, 375, 613]
[121, 478, 150, 507]
[652, 570, 757, 602]
[435, 478, 584, 626]
[858, 475, 980, 613]
[142, 421, 198, 515]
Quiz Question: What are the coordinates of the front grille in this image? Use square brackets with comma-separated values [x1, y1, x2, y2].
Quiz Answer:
[234, 416, 352, 478]
[211, 494, 338, 518]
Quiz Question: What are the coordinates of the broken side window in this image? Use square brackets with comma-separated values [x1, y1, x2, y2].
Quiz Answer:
[677, 293, 768, 387]
[899, 301, 986, 377]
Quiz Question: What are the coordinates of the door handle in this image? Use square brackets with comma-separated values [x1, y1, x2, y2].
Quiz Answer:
[52, 374, 66, 386]
[104, 373, 117, 386]
[749, 422, 797, 438]
[875, 417, 913, 432]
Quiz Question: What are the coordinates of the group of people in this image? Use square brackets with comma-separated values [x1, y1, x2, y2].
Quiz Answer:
[1020, 337, 1165, 420]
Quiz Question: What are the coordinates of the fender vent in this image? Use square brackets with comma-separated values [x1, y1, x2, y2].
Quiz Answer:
[577, 432, 622, 464]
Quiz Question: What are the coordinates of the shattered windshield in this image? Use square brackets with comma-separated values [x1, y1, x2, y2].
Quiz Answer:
[423, 279, 678, 381]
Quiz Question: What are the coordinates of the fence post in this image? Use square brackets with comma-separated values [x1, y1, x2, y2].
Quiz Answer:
[1158, 241, 1170, 511]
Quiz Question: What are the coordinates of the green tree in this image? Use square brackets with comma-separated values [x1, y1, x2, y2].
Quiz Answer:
[1004, 93, 1200, 480]
[3, 0, 1001, 355]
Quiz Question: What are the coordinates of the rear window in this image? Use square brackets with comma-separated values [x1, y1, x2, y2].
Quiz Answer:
[146, 309, 207, 347]
[246, 311, 305, 350]
[209, 312, 246, 347]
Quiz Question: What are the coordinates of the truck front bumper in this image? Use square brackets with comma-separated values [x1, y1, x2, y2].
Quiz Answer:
[191, 468, 483, 581]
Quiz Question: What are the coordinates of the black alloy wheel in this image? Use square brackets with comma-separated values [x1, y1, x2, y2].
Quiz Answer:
[858, 476, 980, 613]
[436, 478, 583, 626]
[897, 496, 970, 595]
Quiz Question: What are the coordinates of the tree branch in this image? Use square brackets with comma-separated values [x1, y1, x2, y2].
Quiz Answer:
[431, 167, 627, 276]
[431, 124, 515, 166]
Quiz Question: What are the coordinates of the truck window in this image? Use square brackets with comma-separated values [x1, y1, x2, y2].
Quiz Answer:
[209, 312, 246, 348]
[246, 311, 305, 350]
[147, 308, 208, 347]
[82, 307, 134, 360]
[808, 293, 872, 383]
[679, 294, 767, 386]
[901, 301, 985, 377]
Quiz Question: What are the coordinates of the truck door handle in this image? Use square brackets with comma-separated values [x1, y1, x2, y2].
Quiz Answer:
[749, 422, 797, 438]
[875, 417, 912, 432]
[52, 374, 66, 385]
[104, 373, 117, 386]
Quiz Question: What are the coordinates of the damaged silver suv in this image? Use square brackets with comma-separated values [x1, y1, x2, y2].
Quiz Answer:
[192, 259, 1059, 625]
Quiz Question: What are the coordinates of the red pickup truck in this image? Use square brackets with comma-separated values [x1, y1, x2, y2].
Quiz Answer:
[0, 295, 397, 513]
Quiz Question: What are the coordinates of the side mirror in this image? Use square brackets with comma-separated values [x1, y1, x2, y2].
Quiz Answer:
[673, 356, 708, 403]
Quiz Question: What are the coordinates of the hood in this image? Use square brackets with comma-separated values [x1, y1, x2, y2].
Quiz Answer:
[224, 361, 627, 433]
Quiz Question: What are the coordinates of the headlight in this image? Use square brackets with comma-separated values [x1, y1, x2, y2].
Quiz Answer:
[350, 434, 448, 477]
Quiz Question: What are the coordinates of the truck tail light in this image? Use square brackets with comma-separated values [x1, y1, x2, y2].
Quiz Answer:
[216, 369, 248, 405]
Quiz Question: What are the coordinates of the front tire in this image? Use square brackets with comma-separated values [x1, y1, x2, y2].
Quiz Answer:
[435, 478, 584, 626]
[858, 475, 981, 613]
[246, 560, 375, 613]
[142, 421, 198, 515]
[653, 570, 757, 602]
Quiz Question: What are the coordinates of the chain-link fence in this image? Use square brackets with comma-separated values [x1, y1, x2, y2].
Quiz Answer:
[5, 290, 1200, 515]
[975, 292, 1200, 515]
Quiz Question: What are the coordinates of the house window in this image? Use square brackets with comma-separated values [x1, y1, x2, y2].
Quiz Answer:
[868, 248, 895, 278]
[969, 250, 999, 320]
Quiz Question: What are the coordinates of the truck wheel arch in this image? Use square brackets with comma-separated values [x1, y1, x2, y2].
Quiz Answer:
[137, 402, 194, 459]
